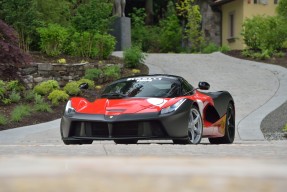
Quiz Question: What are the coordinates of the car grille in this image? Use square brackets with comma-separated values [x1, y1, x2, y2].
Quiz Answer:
[69, 121, 167, 138]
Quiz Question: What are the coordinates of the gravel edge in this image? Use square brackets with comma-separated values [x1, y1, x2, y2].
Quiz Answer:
[261, 100, 287, 140]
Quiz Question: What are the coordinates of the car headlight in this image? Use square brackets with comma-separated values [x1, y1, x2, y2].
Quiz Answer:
[64, 100, 75, 116]
[160, 99, 186, 115]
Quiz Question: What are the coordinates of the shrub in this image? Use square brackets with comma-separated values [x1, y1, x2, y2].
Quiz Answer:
[77, 79, 95, 90]
[37, 24, 69, 56]
[202, 43, 219, 54]
[1, 98, 11, 105]
[242, 15, 287, 52]
[24, 90, 35, 102]
[34, 103, 53, 113]
[84, 68, 103, 81]
[9, 91, 21, 103]
[34, 94, 45, 104]
[11, 105, 31, 122]
[158, 1, 182, 53]
[94, 33, 116, 60]
[103, 65, 121, 80]
[72, 0, 113, 33]
[64, 81, 81, 96]
[67, 32, 116, 59]
[0, 80, 6, 98]
[283, 124, 287, 132]
[219, 45, 231, 53]
[67, 31, 99, 58]
[33, 80, 60, 95]
[6, 80, 24, 91]
[0, 114, 8, 125]
[123, 45, 146, 68]
[277, 0, 287, 18]
[242, 49, 271, 60]
[48, 90, 69, 106]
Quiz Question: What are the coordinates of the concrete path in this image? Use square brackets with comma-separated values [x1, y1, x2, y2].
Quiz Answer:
[1, 52, 287, 192]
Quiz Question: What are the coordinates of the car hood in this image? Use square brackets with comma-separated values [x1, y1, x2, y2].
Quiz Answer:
[70, 97, 173, 115]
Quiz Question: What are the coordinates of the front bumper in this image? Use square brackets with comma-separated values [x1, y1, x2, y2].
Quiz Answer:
[61, 100, 193, 141]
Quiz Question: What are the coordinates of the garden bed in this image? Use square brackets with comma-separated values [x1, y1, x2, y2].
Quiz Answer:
[0, 53, 148, 131]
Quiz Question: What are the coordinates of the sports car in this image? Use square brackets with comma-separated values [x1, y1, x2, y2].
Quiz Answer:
[60, 74, 235, 145]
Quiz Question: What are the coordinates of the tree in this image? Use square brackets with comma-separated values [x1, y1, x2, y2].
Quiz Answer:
[0, 20, 31, 81]
[176, 0, 204, 52]
[72, 0, 114, 33]
[159, 1, 182, 52]
[34, 0, 72, 26]
[0, 0, 39, 51]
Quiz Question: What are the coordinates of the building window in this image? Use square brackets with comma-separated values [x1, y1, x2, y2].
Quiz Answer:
[274, 0, 278, 4]
[229, 12, 235, 38]
[254, 0, 258, 4]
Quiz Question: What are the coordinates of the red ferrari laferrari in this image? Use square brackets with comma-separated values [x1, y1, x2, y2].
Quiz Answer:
[61, 74, 235, 145]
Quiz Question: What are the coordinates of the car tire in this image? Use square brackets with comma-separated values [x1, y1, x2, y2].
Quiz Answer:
[209, 103, 235, 144]
[173, 105, 203, 145]
[63, 140, 93, 145]
[114, 139, 138, 144]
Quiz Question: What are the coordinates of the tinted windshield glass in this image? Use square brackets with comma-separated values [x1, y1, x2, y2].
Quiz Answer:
[101, 77, 180, 98]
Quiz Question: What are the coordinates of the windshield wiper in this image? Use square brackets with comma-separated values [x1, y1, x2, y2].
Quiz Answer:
[101, 92, 128, 98]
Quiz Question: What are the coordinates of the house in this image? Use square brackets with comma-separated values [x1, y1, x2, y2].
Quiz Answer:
[211, 0, 279, 50]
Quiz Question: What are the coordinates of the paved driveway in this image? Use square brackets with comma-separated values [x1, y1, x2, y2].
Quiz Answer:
[0, 52, 287, 191]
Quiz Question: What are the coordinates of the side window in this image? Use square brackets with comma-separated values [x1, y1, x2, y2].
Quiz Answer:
[181, 79, 193, 95]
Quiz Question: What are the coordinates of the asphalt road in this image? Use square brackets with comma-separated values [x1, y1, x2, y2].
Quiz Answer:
[0, 52, 287, 192]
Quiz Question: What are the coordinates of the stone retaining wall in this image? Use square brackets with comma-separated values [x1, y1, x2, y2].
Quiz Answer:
[19, 63, 99, 88]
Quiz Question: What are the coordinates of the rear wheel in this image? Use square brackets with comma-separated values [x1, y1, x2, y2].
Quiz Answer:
[114, 139, 138, 144]
[209, 103, 235, 144]
[173, 105, 203, 145]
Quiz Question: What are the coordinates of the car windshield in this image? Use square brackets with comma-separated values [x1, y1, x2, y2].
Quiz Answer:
[101, 77, 180, 98]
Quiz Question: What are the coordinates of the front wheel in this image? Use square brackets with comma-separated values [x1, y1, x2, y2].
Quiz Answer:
[173, 105, 203, 145]
[209, 103, 235, 144]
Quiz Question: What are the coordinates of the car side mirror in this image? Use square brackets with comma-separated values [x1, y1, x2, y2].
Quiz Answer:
[79, 83, 89, 90]
[198, 82, 210, 90]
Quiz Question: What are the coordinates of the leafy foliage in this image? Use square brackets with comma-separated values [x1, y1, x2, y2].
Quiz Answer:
[176, 0, 204, 52]
[0, 114, 8, 125]
[77, 79, 95, 90]
[37, 24, 69, 56]
[242, 15, 287, 53]
[48, 90, 69, 106]
[158, 1, 182, 53]
[277, 0, 287, 18]
[64, 81, 81, 96]
[6, 80, 24, 92]
[0, 80, 6, 99]
[103, 65, 121, 80]
[72, 0, 113, 33]
[11, 105, 31, 122]
[219, 45, 231, 53]
[94, 33, 116, 60]
[0, 0, 39, 51]
[34, 102, 52, 113]
[123, 45, 146, 68]
[35, 0, 71, 26]
[24, 90, 36, 102]
[33, 80, 60, 95]
[84, 68, 103, 81]
[67, 31, 115, 59]
[202, 43, 219, 54]
[9, 91, 21, 103]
